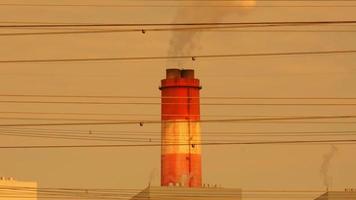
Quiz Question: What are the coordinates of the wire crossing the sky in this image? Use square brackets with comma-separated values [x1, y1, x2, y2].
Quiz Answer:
[1, 20, 356, 28]
[0, 50, 355, 64]
[0, 139, 355, 149]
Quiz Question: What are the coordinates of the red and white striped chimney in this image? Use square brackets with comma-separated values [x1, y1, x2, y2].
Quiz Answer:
[160, 69, 202, 187]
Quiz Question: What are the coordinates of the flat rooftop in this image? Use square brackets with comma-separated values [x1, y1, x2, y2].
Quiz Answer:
[131, 186, 242, 200]
[314, 191, 356, 200]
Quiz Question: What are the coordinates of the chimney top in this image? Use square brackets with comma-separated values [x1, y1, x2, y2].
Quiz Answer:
[181, 69, 194, 79]
[166, 69, 195, 79]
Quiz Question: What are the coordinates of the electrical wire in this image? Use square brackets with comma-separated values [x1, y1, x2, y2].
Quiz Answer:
[3, 127, 356, 136]
[0, 111, 355, 120]
[1, 50, 355, 64]
[4, 27, 356, 36]
[1, 20, 356, 28]
[1, 94, 356, 99]
[0, 121, 355, 127]
[1, 128, 356, 143]
[0, 20, 353, 38]
[0, 25, 265, 36]
[1, 100, 356, 106]
[0, 111, 299, 118]
[0, 115, 355, 127]
[0, 115, 355, 122]
[0, 186, 353, 200]
[0, 2, 355, 8]
[0, 139, 355, 149]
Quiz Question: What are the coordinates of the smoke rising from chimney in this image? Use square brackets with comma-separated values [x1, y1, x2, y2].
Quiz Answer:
[167, 1, 256, 66]
[320, 145, 338, 190]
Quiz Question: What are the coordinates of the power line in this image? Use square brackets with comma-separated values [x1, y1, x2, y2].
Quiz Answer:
[0, 116, 144, 122]
[0, 186, 354, 200]
[1, 94, 356, 99]
[0, 115, 355, 127]
[1, 20, 355, 26]
[0, 50, 355, 64]
[0, 131, 151, 143]
[87, 0, 356, 1]
[1, 100, 356, 106]
[0, 25, 263, 36]
[0, 186, 333, 193]
[0, 111, 277, 118]
[3, 127, 356, 136]
[1, 20, 356, 28]
[0, 3, 355, 8]
[0, 139, 355, 149]
[144, 0, 355, 1]
[0, 115, 355, 122]
[0, 111, 161, 116]
[2, 28, 356, 37]
[0, 186, 350, 194]
[211, 29, 356, 33]
[0, 111, 303, 118]
[0, 120, 354, 128]
[1, 128, 356, 143]
[0, 190, 346, 200]
[0, 113, 354, 119]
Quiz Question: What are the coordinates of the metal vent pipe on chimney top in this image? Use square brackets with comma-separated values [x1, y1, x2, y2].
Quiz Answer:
[159, 68, 202, 188]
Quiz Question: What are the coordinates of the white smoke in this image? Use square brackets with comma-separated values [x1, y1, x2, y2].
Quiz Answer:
[148, 168, 158, 186]
[320, 145, 338, 190]
[167, 1, 256, 66]
[179, 173, 193, 187]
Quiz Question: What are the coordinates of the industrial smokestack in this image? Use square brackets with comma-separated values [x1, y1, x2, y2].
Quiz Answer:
[160, 69, 202, 187]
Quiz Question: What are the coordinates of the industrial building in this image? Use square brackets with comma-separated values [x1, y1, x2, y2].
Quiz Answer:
[0, 177, 37, 200]
[314, 191, 356, 200]
[131, 186, 242, 200]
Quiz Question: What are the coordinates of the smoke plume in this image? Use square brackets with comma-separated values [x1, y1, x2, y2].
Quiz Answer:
[179, 173, 193, 187]
[167, 1, 256, 66]
[320, 145, 338, 190]
[148, 168, 158, 186]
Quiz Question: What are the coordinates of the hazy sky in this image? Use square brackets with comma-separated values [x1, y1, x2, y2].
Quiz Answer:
[0, 0, 355, 198]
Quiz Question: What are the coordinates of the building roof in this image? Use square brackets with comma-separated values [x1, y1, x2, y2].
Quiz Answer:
[131, 186, 241, 200]
[315, 191, 356, 200]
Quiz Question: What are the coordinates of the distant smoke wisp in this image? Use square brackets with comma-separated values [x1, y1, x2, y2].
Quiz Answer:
[167, 1, 256, 66]
[148, 168, 158, 186]
[320, 145, 338, 190]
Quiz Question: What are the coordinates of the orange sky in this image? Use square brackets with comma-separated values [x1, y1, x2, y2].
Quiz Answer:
[0, 0, 355, 198]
